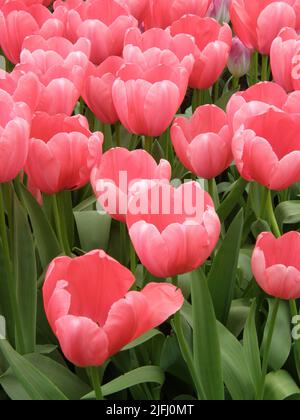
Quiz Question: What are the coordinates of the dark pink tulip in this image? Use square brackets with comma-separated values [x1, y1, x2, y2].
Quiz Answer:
[25, 112, 103, 194]
[112, 57, 190, 136]
[144, 0, 212, 29]
[232, 108, 300, 190]
[0, 89, 30, 182]
[43, 250, 184, 367]
[171, 105, 232, 179]
[15, 36, 90, 114]
[252, 232, 300, 300]
[230, 0, 300, 55]
[82, 56, 124, 125]
[170, 16, 232, 89]
[271, 27, 300, 92]
[91, 147, 171, 222]
[0, 1, 64, 64]
[54, 0, 137, 65]
[127, 181, 221, 278]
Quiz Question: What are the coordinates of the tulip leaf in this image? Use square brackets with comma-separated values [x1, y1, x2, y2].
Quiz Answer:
[19, 184, 61, 268]
[264, 370, 300, 400]
[82, 366, 165, 399]
[243, 300, 262, 391]
[74, 210, 111, 252]
[275, 201, 300, 227]
[0, 340, 68, 400]
[217, 322, 254, 400]
[13, 193, 37, 354]
[208, 209, 244, 324]
[261, 300, 292, 371]
[122, 329, 163, 351]
[191, 269, 224, 400]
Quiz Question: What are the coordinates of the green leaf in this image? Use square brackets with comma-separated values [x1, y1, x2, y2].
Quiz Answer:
[82, 366, 165, 399]
[275, 201, 300, 227]
[13, 193, 37, 354]
[215, 88, 239, 110]
[122, 329, 163, 352]
[243, 300, 262, 390]
[191, 269, 224, 400]
[19, 184, 61, 268]
[73, 195, 96, 212]
[74, 210, 111, 252]
[0, 340, 68, 400]
[217, 178, 248, 221]
[264, 370, 300, 400]
[217, 322, 254, 400]
[0, 353, 90, 400]
[208, 209, 244, 324]
[261, 300, 292, 371]
[227, 299, 251, 337]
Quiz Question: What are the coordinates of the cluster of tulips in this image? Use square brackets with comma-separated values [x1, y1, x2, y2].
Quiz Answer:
[0, 0, 300, 401]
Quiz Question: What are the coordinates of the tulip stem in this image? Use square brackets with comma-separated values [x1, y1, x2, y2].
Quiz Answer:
[171, 276, 178, 287]
[0, 184, 25, 353]
[265, 190, 281, 238]
[232, 77, 240, 90]
[249, 52, 259, 86]
[261, 55, 269, 81]
[144, 136, 153, 155]
[256, 298, 280, 400]
[130, 241, 137, 275]
[207, 178, 220, 209]
[88, 367, 103, 400]
[52, 193, 72, 256]
[289, 299, 300, 380]
[115, 122, 121, 147]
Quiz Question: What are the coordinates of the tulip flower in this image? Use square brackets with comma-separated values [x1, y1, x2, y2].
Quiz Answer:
[83, 57, 124, 125]
[43, 250, 184, 367]
[208, 0, 231, 23]
[170, 16, 232, 89]
[0, 89, 31, 183]
[271, 27, 300, 92]
[232, 108, 300, 190]
[230, 0, 300, 55]
[0, 69, 41, 112]
[112, 57, 190, 137]
[0, 1, 64, 64]
[115, 0, 148, 21]
[124, 27, 196, 69]
[228, 36, 251, 78]
[252, 232, 300, 300]
[91, 147, 171, 222]
[15, 36, 90, 115]
[54, 0, 137, 65]
[25, 112, 103, 194]
[126, 181, 221, 278]
[171, 105, 232, 179]
[143, 0, 212, 30]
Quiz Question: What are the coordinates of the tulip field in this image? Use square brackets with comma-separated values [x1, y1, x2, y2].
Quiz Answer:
[1, 0, 300, 403]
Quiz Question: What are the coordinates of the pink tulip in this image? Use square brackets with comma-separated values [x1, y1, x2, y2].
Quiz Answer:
[252, 232, 300, 300]
[91, 147, 171, 223]
[43, 249, 184, 367]
[232, 108, 300, 190]
[54, 0, 137, 65]
[144, 0, 212, 30]
[170, 16, 232, 89]
[115, 0, 148, 21]
[0, 69, 41, 112]
[83, 57, 124, 125]
[15, 36, 90, 114]
[208, 0, 232, 23]
[0, 89, 30, 182]
[25, 112, 103, 194]
[127, 181, 221, 278]
[271, 27, 300, 92]
[112, 57, 190, 136]
[171, 105, 232, 179]
[0, 1, 64, 64]
[228, 36, 251, 78]
[230, 0, 300, 55]
[124, 27, 196, 69]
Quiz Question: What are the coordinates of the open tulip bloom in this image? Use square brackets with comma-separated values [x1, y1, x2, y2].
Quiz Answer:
[1, 0, 300, 403]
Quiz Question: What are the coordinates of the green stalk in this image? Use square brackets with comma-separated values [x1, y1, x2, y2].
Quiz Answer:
[256, 299, 280, 400]
[52, 193, 72, 256]
[232, 77, 240, 90]
[261, 55, 269, 82]
[265, 190, 281, 238]
[130, 241, 137, 275]
[144, 136, 153, 155]
[249, 52, 259, 86]
[87, 367, 103, 400]
[0, 185, 25, 352]
[115, 122, 121, 147]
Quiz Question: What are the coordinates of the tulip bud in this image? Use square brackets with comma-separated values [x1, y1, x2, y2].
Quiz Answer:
[228, 37, 251, 78]
[208, 0, 231, 23]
